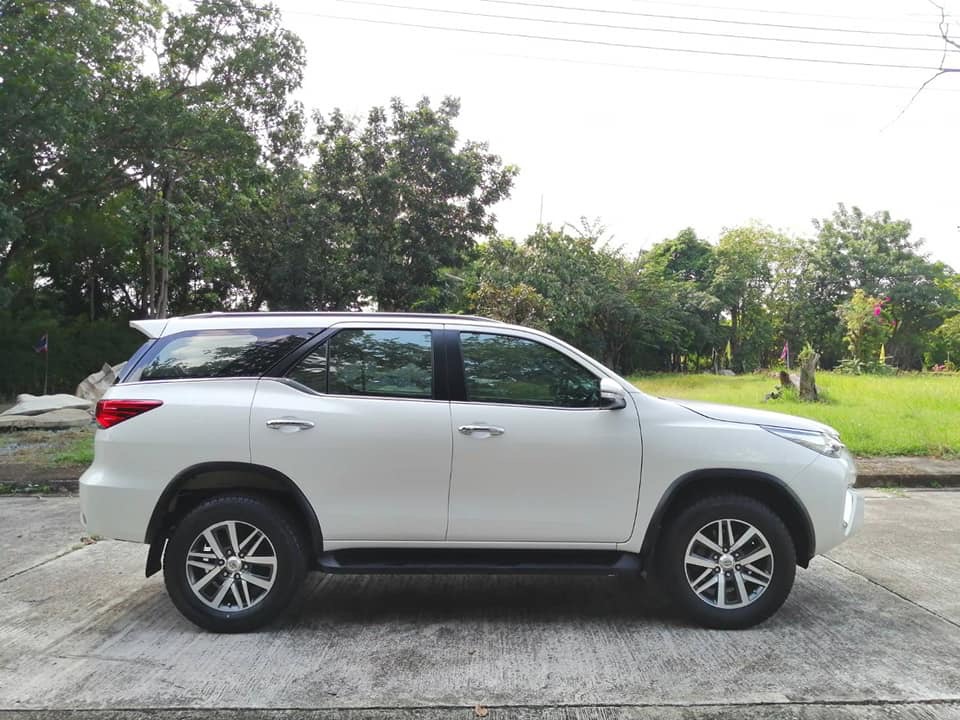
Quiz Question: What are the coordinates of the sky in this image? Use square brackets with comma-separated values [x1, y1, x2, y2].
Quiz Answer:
[264, 0, 960, 267]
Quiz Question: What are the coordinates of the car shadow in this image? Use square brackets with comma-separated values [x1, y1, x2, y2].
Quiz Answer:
[278, 572, 682, 628]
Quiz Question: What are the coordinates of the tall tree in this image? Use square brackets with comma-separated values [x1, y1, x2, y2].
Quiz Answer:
[643, 228, 720, 369]
[710, 225, 777, 372]
[1, 0, 306, 318]
[809, 205, 953, 368]
[0, 0, 162, 301]
[309, 97, 517, 311]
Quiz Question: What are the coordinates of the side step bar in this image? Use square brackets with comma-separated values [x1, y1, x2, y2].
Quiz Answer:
[316, 549, 643, 575]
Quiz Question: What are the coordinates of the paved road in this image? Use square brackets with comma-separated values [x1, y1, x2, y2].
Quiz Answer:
[1, 491, 959, 720]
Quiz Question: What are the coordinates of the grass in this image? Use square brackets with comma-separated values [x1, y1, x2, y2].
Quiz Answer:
[628, 372, 960, 458]
[52, 433, 95, 466]
[0, 427, 94, 468]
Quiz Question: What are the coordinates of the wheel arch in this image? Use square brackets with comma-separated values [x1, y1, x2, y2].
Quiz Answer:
[639, 469, 816, 569]
[145, 461, 323, 577]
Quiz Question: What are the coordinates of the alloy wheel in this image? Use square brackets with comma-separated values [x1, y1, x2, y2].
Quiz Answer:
[184, 520, 278, 612]
[683, 518, 774, 609]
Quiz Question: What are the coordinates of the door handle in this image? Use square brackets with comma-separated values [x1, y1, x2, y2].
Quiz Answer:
[458, 424, 505, 437]
[266, 418, 315, 431]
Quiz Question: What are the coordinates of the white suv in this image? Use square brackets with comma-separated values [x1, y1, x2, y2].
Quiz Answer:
[80, 312, 864, 632]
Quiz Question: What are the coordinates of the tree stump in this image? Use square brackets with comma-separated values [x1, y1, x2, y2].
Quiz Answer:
[799, 351, 820, 402]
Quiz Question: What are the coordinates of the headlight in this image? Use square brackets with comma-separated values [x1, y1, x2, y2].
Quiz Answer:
[763, 426, 845, 458]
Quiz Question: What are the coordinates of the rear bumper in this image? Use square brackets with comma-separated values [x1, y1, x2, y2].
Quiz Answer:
[79, 466, 156, 543]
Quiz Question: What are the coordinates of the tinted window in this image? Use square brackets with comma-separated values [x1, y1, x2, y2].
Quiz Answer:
[460, 332, 600, 408]
[289, 329, 433, 399]
[134, 329, 314, 381]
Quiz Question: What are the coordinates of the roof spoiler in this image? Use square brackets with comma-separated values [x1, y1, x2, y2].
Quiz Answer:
[130, 319, 168, 339]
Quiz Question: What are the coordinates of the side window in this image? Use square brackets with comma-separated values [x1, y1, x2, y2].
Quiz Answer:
[289, 329, 433, 399]
[288, 341, 328, 393]
[133, 329, 315, 381]
[459, 332, 601, 408]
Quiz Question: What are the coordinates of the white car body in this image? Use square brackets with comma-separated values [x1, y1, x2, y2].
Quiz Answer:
[79, 312, 864, 631]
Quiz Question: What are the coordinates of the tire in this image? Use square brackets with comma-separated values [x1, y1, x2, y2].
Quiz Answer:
[163, 494, 307, 633]
[659, 494, 796, 630]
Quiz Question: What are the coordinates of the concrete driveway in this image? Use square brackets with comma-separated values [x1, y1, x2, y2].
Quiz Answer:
[1, 490, 959, 720]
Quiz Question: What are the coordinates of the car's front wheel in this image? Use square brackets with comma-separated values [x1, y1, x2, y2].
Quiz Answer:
[163, 494, 307, 633]
[660, 494, 796, 629]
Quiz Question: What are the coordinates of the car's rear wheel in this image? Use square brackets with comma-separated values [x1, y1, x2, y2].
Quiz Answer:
[163, 494, 306, 633]
[660, 494, 796, 629]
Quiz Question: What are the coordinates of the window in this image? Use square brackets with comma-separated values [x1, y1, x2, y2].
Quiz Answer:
[289, 329, 433, 399]
[459, 332, 600, 408]
[132, 329, 315, 382]
[118, 339, 155, 383]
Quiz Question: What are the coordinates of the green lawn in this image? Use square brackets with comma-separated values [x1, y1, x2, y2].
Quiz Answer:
[628, 372, 960, 458]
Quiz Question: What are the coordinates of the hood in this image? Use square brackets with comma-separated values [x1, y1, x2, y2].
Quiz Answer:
[669, 398, 838, 436]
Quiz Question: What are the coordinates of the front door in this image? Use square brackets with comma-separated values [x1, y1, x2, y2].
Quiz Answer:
[250, 326, 452, 541]
[446, 330, 643, 543]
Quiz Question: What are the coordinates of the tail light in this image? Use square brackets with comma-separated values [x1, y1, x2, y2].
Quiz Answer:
[95, 399, 163, 429]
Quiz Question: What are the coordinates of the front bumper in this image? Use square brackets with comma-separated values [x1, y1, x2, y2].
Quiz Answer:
[842, 487, 865, 539]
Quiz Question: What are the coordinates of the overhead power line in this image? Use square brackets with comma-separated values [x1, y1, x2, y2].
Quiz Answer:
[476, 0, 946, 39]
[485, 50, 960, 92]
[623, 0, 950, 25]
[331, 0, 956, 54]
[303, 13, 958, 72]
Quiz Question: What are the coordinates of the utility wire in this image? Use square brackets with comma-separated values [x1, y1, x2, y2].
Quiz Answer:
[331, 0, 956, 53]
[623, 0, 949, 25]
[476, 0, 945, 39]
[483, 49, 960, 91]
[304, 13, 957, 71]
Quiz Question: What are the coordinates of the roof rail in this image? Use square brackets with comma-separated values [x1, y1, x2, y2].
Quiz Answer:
[180, 311, 503, 323]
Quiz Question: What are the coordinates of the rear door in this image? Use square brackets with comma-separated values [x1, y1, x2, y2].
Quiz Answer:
[250, 323, 453, 541]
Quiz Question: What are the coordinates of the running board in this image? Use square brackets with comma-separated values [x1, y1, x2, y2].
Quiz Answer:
[316, 548, 643, 575]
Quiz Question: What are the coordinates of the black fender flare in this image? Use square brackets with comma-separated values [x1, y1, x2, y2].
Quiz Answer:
[144, 461, 323, 576]
[638, 468, 817, 568]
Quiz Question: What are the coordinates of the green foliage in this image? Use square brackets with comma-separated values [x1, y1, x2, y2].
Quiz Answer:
[458, 225, 709, 373]
[930, 315, 960, 366]
[54, 435, 95, 467]
[1, 0, 306, 319]
[0, 312, 142, 398]
[804, 205, 954, 368]
[305, 98, 516, 312]
[837, 289, 894, 369]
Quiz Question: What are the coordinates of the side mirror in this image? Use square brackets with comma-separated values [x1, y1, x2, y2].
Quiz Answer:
[600, 378, 627, 410]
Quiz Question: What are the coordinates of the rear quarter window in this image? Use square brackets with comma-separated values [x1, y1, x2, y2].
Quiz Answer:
[126, 328, 318, 382]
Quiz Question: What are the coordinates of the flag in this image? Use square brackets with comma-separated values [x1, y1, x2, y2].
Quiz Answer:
[879, 344, 886, 364]
[725, 340, 732, 362]
[33, 333, 48, 353]
[779, 341, 789, 361]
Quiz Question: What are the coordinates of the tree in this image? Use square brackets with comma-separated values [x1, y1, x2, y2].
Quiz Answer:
[135, 0, 306, 317]
[643, 227, 715, 285]
[809, 205, 954, 368]
[459, 226, 705, 373]
[837, 289, 894, 371]
[307, 97, 517, 311]
[643, 229, 720, 370]
[710, 225, 777, 372]
[1, 0, 307, 319]
[0, 0, 162, 301]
